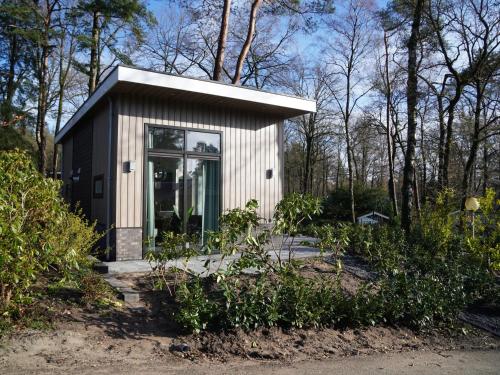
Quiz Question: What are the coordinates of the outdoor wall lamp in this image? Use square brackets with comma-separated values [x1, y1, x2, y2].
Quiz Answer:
[124, 160, 136, 173]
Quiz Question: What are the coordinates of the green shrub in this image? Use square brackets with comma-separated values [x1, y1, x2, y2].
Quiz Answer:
[174, 194, 328, 332]
[145, 231, 199, 295]
[173, 188, 496, 333]
[465, 189, 500, 271]
[0, 150, 100, 316]
[353, 189, 497, 329]
[80, 271, 117, 307]
[175, 276, 218, 333]
[219, 273, 280, 330]
[276, 269, 336, 328]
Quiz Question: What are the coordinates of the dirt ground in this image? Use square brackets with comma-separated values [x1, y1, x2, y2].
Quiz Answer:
[0, 306, 498, 375]
[1, 258, 499, 374]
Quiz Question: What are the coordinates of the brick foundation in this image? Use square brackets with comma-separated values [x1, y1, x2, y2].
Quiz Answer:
[115, 228, 143, 260]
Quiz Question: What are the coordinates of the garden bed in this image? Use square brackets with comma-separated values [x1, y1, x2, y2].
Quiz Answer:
[1, 257, 498, 371]
[97, 257, 500, 362]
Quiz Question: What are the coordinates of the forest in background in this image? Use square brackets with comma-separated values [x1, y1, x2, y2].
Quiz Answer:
[0, 0, 499, 229]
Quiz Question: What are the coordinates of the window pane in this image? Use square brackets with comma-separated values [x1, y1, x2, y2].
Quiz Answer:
[145, 156, 184, 251]
[148, 127, 184, 150]
[186, 158, 220, 241]
[187, 131, 220, 153]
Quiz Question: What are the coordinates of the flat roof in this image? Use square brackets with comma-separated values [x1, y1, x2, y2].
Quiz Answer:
[55, 65, 316, 143]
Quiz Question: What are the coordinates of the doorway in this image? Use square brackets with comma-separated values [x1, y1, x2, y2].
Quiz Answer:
[144, 125, 221, 252]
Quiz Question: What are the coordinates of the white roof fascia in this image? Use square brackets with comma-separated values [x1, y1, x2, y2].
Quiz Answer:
[117, 66, 316, 114]
[55, 66, 316, 144]
[357, 211, 389, 220]
[55, 68, 119, 143]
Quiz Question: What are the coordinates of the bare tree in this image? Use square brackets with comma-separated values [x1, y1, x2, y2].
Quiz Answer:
[235, 16, 298, 88]
[454, 0, 500, 206]
[232, 0, 263, 84]
[324, 0, 374, 223]
[280, 63, 332, 193]
[401, 0, 424, 232]
[372, 27, 401, 216]
[33, 0, 60, 174]
[139, 8, 200, 75]
[51, 2, 78, 176]
[213, 0, 231, 80]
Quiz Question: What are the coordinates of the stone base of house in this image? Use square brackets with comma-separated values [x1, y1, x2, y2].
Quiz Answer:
[115, 228, 143, 260]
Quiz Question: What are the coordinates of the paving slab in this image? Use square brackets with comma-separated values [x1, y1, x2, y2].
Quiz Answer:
[103, 235, 321, 275]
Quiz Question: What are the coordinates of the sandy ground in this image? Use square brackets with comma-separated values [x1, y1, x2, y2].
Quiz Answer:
[1, 259, 498, 374]
[2, 340, 499, 375]
[0, 304, 498, 375]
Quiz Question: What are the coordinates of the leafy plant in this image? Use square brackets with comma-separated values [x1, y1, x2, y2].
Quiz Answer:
[0, 150, 101, 317]
[145, 231, 199, 295]
[172, 188, 496, 333]
[175, 276, 218, 333]
[79, 271, 118, 307]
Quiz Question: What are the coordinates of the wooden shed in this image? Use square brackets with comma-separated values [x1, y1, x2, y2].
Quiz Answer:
[55, 66, 316, 261]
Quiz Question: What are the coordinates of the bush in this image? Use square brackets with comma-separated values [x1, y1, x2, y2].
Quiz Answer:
[145, 231, 200, 295]
[174, 194, 367, 332]
[170, 189, 496, 333]
[276, 269, 336, 328]
[0, 150, 101, 318]
[353, 189, 497, 329]
[80, 271, 117, 307]
[175, 276, 218, 332]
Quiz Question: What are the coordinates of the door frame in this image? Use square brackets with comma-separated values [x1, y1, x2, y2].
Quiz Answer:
[142, 123, 223, 256]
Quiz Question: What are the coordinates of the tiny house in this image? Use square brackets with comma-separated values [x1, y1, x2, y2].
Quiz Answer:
[356, 211, 390, 225]
[55, 66, 316, 261]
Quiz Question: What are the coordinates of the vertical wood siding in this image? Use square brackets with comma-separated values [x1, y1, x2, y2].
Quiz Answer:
[91, 105, 110, 224]
[114, 94, 284, 228]
[71, 119, 93, 218]
[61, 137, 73, 202]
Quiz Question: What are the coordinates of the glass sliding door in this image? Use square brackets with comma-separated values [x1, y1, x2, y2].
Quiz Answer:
[145, 156, 184, 250]
[186, 158, 220, 242]
[145, 124, 221, 253]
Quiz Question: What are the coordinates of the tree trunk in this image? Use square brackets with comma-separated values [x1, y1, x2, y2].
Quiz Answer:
[2, 33, 18, 125]
[302, 114, 316, 194]
[420, 114, 427, 201]
[436, 94, 446, 188]
[213, 0, 231, 81]
[322, 149, 327, 195]
[35, 2, 53, 175]
[461, 82, 483, 209]
[401, 0, 423, 232]
[336, 148, 341, 189]
[413, 168, 421, 215]
[384, 32, 398, 216]
[482, 141, 488, 194]
[346, 132, 355, 223]
[232, 0, 262, 85]
[88, 10, 100, 95]
[51, 89, 64, 177]
[303, 136, 312, 193]
[442, 90, 462, 188]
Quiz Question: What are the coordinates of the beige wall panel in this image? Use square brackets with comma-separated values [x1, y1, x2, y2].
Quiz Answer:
[134, 98, 144, 226]
[115, 95, 283, 228]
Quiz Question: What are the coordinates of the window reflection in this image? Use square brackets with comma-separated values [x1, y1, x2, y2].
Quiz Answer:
[187, 131, 220, 153]
[148, 127, 184, 150]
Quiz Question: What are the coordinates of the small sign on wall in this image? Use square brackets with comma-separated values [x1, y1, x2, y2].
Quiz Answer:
[266, 169, 273, 179]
